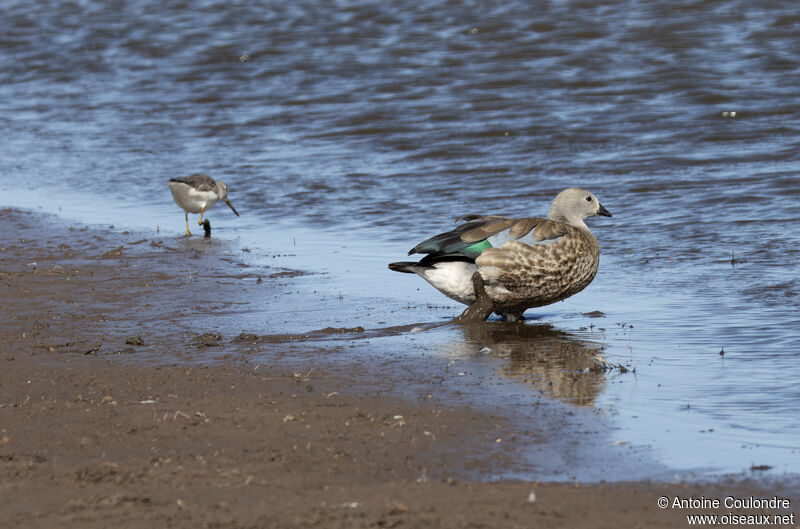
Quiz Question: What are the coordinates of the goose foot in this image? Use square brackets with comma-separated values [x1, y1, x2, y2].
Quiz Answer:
[454, 272, 494, 323]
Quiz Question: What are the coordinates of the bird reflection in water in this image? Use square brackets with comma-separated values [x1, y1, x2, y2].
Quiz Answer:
[456, 322, 608, 406]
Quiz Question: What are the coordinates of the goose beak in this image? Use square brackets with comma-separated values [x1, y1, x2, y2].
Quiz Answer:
[597, 203, 612, 217]
[225, 198, 240, 217]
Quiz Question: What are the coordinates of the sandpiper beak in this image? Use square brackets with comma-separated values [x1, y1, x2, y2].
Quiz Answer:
[597, 203, 612, 217]
[225, 198, 240, 217]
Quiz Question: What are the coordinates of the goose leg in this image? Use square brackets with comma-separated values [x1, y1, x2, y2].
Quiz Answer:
[198, 205, 205, 225]
[454, 272, 494, 323]
[185, 212, 192, 236]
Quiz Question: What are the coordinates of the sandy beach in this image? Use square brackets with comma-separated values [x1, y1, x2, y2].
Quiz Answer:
[1, 207, 795, 528]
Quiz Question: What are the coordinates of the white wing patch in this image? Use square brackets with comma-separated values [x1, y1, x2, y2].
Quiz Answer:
[486, 227, 563, 248]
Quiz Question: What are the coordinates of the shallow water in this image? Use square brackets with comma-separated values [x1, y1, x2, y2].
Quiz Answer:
[1, 0, 799, 479]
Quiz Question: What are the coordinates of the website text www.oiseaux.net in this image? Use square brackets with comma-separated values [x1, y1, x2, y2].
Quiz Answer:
[657, 495, 795, 526]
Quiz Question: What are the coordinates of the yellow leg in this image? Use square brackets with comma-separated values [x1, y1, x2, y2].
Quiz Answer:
[198, 205, 205, 225]
[185, 213, 192, 236]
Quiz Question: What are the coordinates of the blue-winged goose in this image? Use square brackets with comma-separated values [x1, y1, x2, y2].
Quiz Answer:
[389, 188, 611, 321]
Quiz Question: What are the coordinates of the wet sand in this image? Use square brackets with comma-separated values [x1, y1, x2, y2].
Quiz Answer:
[0, 208, 795, 528]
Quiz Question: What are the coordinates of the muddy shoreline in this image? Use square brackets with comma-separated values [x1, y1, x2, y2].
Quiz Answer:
[1, 208, 796, 528]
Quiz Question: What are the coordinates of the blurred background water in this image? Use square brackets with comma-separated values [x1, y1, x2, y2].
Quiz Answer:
[1, 0, 798, 478]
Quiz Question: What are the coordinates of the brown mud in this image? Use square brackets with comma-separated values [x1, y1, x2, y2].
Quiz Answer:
[0, 208, 796, 528]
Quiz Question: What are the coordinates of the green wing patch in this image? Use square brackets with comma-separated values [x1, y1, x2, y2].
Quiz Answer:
[462, 239, 492, 259]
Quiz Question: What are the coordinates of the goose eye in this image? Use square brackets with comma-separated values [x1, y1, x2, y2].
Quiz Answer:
[585, 196, 592, 202]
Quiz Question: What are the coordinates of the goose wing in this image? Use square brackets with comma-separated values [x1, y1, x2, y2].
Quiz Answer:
[409, 215, 569, 261]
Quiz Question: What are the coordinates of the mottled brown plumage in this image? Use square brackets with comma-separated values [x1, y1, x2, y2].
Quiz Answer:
[389, 188, 612, 321]
[475, 223, 600, 319]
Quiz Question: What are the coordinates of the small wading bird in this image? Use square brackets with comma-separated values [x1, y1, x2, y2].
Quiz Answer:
[168, 174, 239, 236]
[389, 188, 611, 322]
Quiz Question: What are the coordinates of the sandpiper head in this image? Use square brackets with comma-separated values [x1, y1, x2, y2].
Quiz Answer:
[215, 181, 230, 199]
[215, 181, 240, 217]
[548, 188, 612, 227]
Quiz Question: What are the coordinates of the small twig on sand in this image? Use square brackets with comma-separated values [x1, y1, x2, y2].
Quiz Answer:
[591, 352, 628, 373]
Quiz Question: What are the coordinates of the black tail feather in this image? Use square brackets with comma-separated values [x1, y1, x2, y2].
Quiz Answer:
[390, 254, 475, 274]
[388, 262, 418, 273]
